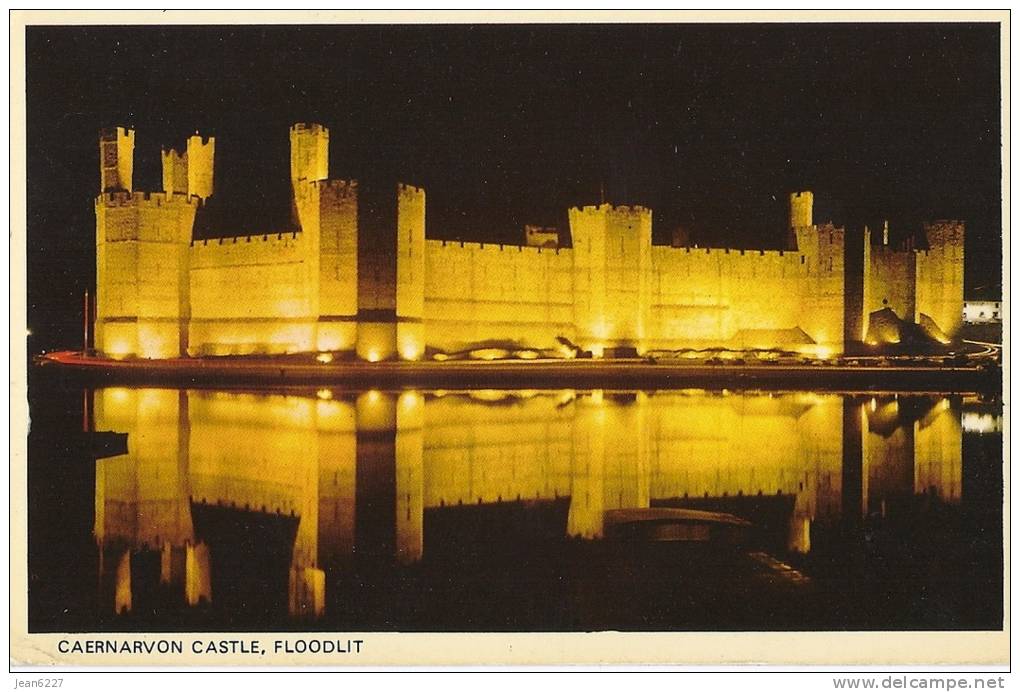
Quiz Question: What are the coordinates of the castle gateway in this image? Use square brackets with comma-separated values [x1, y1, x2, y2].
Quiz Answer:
[94, 124, 964, 360]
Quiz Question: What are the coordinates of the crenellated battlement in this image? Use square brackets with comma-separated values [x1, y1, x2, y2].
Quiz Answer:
[570, 202, 651, 217]
[667, 245, 791, 257]
[190, 231, 302, 248]
[97, 190, 201, 208]
[429, 238, 566, 256]
[313, 178, 358, 193]
[398, 182, 425, 195]
[291, 122, 327, 134]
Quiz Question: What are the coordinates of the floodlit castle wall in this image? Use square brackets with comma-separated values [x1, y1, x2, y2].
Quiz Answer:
[422, 240, 576, 353]
[188, 232, 317, 355]
[647, 246, 806, 350]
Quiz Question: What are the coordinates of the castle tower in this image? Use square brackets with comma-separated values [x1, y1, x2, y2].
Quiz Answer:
[915, 220, 965, 343]
[100, 127, 135, 193]
[792, 221, 847, 354]
[161, 133, 215, 200]
[96, 128, 198, 359]
[355, 183, 426, 361]
[290, 123, 330, 232]
[314, 180, 359, 353]
[842, 225, 872, 347]
[290, 123, 329, 184]
[568, 204, 652, 356]
[395, 184, 426, 360]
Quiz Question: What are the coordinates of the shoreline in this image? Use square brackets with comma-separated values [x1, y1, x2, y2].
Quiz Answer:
[34, 351, 1002, 393]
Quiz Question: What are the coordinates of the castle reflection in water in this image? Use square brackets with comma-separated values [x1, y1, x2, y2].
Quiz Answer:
[89, 387, 966, 621]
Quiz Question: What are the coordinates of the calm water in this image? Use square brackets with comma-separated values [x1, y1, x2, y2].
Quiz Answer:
[27, 374, 1003, 632]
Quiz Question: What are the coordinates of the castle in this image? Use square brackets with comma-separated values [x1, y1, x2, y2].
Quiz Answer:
[94, 124, 964, 360]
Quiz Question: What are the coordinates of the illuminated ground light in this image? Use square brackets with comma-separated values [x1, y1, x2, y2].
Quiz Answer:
[432, 352, 450, 362]
[803, 345, 833, 360]
[316, 352, 334, 364]
[514, 349, 540, 360]
[316, 389, 333, 400]
[365, 350, 382, 363]
[470, 348, 509, 361]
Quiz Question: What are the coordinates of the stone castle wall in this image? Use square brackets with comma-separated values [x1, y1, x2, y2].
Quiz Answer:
[188, 232, 318, 355]
[92, 124, 965, 359]
[649, 246, 808, 350]
[423, 240, 576, 353]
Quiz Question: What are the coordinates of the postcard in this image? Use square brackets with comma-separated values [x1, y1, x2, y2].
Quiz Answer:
[9, 10, 1009, 669]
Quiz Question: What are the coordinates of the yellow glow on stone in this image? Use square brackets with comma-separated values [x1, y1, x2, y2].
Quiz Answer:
[400, 345, 422, 361]
[316, 389, 333, 400]
[108, 387, 131, 404]
[106, 340, 133, 360]
[316, 352, 334, 364]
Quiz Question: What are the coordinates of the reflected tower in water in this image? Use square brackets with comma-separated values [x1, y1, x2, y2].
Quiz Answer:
[91, 387, 963, 622]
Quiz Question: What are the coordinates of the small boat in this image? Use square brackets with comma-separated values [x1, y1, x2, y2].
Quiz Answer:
[603, 508, 751, 543]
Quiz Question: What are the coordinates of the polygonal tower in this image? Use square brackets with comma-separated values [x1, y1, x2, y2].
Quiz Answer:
[95, 127, 202, 359]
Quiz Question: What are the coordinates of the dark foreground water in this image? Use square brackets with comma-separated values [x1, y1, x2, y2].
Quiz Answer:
[27, 372, 1003, 632]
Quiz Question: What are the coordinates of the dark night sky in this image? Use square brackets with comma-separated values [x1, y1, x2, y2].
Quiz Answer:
[25, 23, 1002, 352]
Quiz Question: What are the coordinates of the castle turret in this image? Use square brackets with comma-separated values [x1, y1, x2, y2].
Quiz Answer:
[290, 123, 330, 230]
[290, 123, 329, 183]
[100, 127, 135, 193]
[161, 148, 188, 196]
[161, 133, 215, 201]
[789, 191, 813, 229]
[186, 134, 215, 200]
